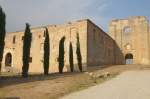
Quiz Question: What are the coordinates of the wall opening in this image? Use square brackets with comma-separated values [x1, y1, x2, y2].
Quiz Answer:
[5, 53, 12, 66]
[13, 36, 16, 43]
[125, 53, 133, 65]
[124, 27, 131, 35]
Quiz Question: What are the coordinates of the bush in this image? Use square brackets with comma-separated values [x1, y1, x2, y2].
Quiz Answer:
[76, 32, 82, 72]
[0, 6, 6, 74]
[58, 36, 66, 73]
[43, 28, 50, 75]
[69, 42, 74, 72]
[22, 23, 31, 78]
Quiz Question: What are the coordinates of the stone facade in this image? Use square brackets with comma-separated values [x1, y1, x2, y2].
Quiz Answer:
[2, 16, 150, 73]
[109, 16, 150, 65]
[2, 19, 114, 73]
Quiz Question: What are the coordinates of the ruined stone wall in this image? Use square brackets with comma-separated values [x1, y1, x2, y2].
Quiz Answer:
[87, 20, 115, 66]
[2, 19, 88, 73]
[109, 16, 150, 65]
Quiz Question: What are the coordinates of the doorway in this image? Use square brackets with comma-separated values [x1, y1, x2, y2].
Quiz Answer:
[5, 53, 12, 66]
[125, 53, 133, 65]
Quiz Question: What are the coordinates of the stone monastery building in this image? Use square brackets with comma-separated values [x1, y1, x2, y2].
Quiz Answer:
[1, 16, 150, 73]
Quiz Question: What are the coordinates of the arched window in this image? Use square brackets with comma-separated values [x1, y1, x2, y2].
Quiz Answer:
[124, 27, 131, 35]
[5, 53, 12, 66]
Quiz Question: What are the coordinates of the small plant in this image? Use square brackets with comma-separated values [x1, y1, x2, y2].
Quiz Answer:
[76, 32, 82, 72]
[69, 42, 74, 72]
[43, 28, 50, 75]
[58, 36, 66, 73]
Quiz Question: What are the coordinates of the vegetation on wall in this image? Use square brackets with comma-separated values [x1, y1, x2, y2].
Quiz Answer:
[69, 42, 74, 72]
[58, 36, 66, 73]
[76, 32, 82, 72]
[0, 6, 6, 74]
[22, 23, 31, 78]
[43, 28, 50, 75]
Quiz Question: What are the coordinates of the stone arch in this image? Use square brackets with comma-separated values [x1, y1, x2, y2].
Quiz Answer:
[125, 53, 134, 65]
[5, 52, 12, 66]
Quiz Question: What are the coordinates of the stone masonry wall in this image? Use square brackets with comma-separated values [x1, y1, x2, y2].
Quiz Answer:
[2, 19, 88, 73]
[87, 20, 115, 66]
[109, 16, 150, 65]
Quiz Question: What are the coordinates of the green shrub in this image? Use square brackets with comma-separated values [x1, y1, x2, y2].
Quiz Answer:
[69, 42, 74, 72]
[76, 32, 82, 72]
[58, 36, 66, 73]
[22, 23, 31, 78]
[43, 28, 50, 75]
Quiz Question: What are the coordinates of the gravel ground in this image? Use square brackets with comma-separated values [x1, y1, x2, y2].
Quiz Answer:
[62, 70, 150, 99]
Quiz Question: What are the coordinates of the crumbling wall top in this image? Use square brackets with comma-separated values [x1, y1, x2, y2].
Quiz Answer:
[109, 16, 147, 26]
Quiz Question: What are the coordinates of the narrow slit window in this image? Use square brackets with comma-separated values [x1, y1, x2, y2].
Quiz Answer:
[22, 36, 24, 40]
[29, 57, 32, 63]
[44, 31, 46, 37]
[13, 36, 16, 43]
[31, 33, 34, 42]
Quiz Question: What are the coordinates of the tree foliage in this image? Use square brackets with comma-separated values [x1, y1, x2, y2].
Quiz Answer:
[0, 6, 6, 74]
[58, 36, 66, 73]
[69, 42, 74, 72]
[76, 32, 82, 72]
[43, 28, 50, 75]
[22, 23, 31, 78]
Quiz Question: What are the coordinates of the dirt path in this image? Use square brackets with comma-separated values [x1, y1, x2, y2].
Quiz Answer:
[62, 70, 150, 99]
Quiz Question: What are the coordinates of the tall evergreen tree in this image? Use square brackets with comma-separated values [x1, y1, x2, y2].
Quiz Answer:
[0, 6, 6, 74]
[69, 42, 74, 72]
[43, 28, 50, 75]
[22, 23, 31, 78]
[58, 36, 66, 73]
[76, 32, 82, 72]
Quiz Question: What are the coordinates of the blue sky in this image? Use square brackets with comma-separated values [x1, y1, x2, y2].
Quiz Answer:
[0, 0, 150, 33]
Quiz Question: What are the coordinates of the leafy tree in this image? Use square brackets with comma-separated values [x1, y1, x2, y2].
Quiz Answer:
[22, 23, 31, 78]
[76, 32, 82, 72]
[58, 36, 66, 73]
[0, 6, 6, 75]
[43, 28, 50, 75]
[69, 42, 74, 72]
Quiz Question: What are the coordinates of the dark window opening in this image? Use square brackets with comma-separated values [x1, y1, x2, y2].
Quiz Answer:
[93, 29, 96, 44]
[5, 53, 12, 66]
[31, 33, 33, 42]
[29, 57, 32, 63]
[44, 31, 46, 37]
[39, 35, 41, 38]
[22, 36, 24, 40]
[13, 36, 16, 43]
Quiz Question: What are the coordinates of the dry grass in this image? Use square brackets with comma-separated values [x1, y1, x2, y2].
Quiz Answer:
[0, 65, 150, 99]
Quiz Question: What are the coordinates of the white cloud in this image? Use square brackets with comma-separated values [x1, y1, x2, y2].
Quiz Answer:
[0, 0, 110, 33]
[98, 4, 107, 10]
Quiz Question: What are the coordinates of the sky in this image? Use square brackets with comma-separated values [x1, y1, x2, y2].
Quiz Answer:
[0, 0, 150, 34]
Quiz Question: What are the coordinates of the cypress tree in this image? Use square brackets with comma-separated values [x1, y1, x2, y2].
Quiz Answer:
[69, 42, 74, 72]
[0, 6, 6, 74]
[22, 23, 31, 78]
[58, 36, 66, 73]
[76, 32, 82, 72]
[43, 28, 50, 75]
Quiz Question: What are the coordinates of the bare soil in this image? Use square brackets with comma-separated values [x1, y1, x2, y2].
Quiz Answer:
[0, 65, 150, 99]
